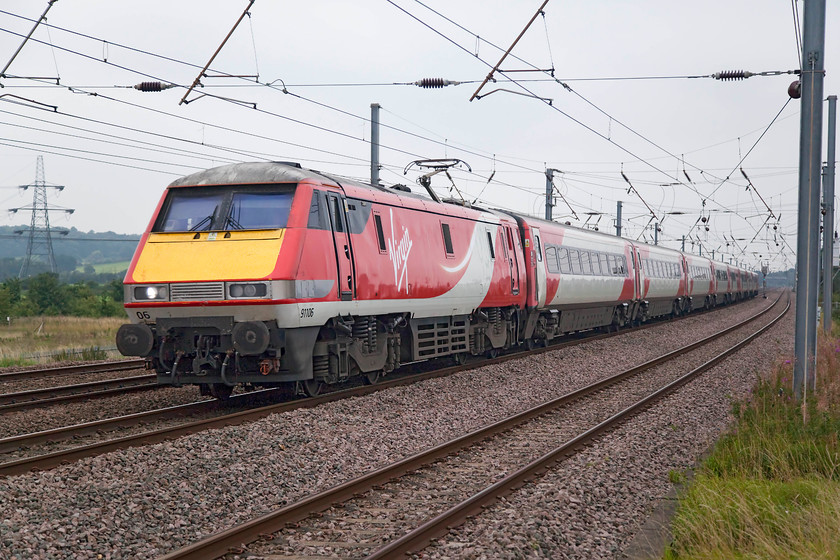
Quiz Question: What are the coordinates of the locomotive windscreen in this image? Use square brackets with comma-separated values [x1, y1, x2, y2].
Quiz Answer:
[154, 185, 295, 232]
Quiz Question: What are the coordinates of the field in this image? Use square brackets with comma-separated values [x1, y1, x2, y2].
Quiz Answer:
[75, 261, 131, 274]
[0, 315, 128, 366]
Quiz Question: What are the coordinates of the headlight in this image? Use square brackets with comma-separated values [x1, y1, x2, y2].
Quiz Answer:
[227, 283, 268, 299]
[133, 285, 168, 301]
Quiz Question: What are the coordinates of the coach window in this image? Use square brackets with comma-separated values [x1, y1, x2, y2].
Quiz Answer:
[569, 249, 582, 274]
[545, 246, 560, 274]
[373, 213, 387, 253]
[617, 255, 627, 275]
[441, 223, 454, 256]
[486, 230, 495, 259]
[558, 247, 571, 274]
[599, 253, 609, 276]
[580, 251, 593, 275]
[590, 252, 602, 275]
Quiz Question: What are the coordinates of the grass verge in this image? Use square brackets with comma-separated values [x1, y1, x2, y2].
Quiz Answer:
[0, 316, 127, 365]
[664, 334, 840, 559]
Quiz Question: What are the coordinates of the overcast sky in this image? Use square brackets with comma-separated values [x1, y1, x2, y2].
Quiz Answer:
[0, 0, 837, 271]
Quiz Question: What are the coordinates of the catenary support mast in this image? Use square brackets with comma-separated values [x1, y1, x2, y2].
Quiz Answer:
[794, 0, 827, 398]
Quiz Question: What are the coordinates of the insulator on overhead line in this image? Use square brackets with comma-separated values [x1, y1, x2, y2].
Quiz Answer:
[133, 81, 176, 92]
[713, 70, 754, 81]
[415, 78, 461, 89]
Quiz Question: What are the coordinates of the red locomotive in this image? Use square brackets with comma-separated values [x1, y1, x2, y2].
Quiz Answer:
[116, 162, 758, 399]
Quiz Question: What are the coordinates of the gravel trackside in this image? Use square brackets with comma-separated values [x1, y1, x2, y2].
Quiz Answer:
[0, 294, 787, 559]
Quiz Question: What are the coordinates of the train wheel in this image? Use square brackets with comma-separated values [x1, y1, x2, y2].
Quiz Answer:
[486, 347, 500, 359]
[363, 370, 382, 385]
[452, 352, 468, 366]
[301, 378, 324, 397]
[209, 383, 234, 401]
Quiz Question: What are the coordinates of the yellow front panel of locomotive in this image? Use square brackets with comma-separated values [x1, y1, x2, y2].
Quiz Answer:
[132, 230, 285, 282]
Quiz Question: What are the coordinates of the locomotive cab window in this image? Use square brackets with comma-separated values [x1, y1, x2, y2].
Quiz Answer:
[374, 213, 387, 253]
[441, 222, 454, 256]
[329, 196, 345, 233]
[154, 185, 295, 232]
[227, 192, 292, 230]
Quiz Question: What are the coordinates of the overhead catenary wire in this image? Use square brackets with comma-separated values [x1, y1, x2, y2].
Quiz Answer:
[390, 0, 789, 264]
[0, 20, 556, 193]
[388, 2, 734, 208]
[0, 7, 797, 180]
[0, 4, 792, 264]
[404, 0, 794, 225]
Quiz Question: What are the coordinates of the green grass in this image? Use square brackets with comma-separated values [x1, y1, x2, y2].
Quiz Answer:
[51, 346, 108, 362]
[0, 316, 127, 364]
[0, 356, 36, 367]
[75, 261, 130, 274]
[664, 340, 840, 560]
[666, 477, 840, 560]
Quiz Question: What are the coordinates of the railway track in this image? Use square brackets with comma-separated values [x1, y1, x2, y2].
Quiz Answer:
[0, 373, 159, 413]
[0, 294, 779, 478]
[0, 359, 145, 384]
[155, 292, 788, 559]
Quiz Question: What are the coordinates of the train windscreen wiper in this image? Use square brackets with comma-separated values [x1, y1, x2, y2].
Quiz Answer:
[189, 214, 214, 231]
[224, 214, 245, 230]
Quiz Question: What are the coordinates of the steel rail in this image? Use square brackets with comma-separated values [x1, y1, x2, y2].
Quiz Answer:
[157, 292, 786, 560]
[0, 359, 145, 384]
[0, 387, 287, 455]
[0, 374, 158, 413]
[367, 293, 790, 559]
[0, 295, 777, 478]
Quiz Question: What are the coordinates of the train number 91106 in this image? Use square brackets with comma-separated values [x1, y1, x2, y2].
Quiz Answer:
[299, 307, 315, 319]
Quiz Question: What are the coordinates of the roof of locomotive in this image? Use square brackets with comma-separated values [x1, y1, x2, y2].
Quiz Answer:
[167, 161, 501, 216]
[168, 161, 347, 188]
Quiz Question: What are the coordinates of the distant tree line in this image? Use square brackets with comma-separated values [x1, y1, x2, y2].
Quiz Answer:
[0, 225, 139, 283]
[0, 274, 124, 319]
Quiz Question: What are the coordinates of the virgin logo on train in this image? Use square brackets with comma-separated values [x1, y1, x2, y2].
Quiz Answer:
[387, 208, 413, 293]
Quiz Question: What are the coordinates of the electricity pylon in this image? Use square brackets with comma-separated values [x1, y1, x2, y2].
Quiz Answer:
[10, 156, 74, 278]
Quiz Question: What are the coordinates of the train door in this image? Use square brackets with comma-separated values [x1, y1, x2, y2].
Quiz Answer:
[326, 192, 355, 301]
[631, 245, 642, 300]
[532, 228, 546, 306]
[503, 224, 521, 295]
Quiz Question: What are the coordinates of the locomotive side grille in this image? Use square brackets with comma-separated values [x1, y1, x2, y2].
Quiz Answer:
[170, 282, 225, 301]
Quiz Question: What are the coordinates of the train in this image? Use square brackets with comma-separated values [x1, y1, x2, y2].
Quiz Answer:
[116, 162, 759, 399]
